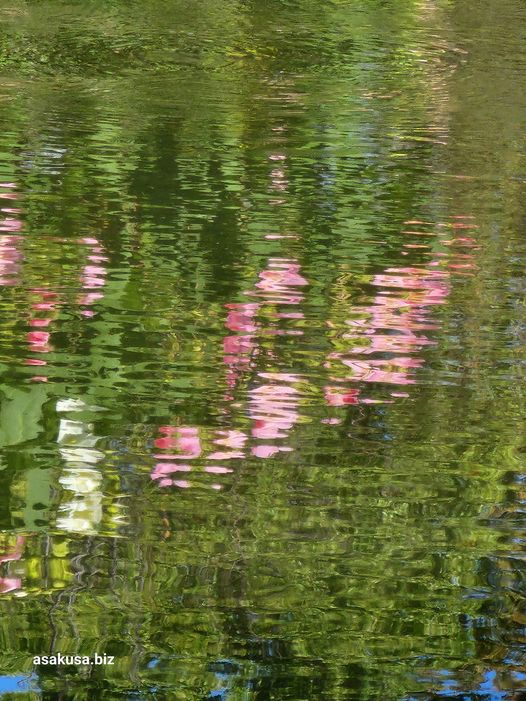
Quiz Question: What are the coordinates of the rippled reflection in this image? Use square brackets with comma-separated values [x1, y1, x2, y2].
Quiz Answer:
[152, 255, 308, 489]
[325, 217, 479, 403]
[0, 0, 526, 699]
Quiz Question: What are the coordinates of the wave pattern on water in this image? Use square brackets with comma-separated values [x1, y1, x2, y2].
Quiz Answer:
[0, 0, 526, 698]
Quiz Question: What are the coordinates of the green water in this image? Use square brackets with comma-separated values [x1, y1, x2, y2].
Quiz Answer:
[0, 0, 526, 698]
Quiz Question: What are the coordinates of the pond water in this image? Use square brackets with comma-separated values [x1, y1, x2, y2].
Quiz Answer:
[1, 0, 526, 699]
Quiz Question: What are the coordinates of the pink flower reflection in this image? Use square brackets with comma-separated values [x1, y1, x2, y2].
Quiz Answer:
[27, 330, 51, 349]
[207, 450, 244, 461]
[0, 186, 22, 285]
[214, 430, 247, 449]
[225, 302, 259, 333]
[0, 183, 110, 381]
[152, 255, 307, 489]
[0, 535, 24, 594]
[250, 259, 308, 305]
[77, 237, 108, 314]
[154, 426, 201, 457]
[251, 444, 292, 458]
[0, 218, 22, 232]
[223, 302, 259, 390]
[324, 217, 478, 398]
[250, 382, 300, 439]
[0, 235, 23, 286]
[150, 214, 479, 492]
[25, 289, 59, 377]
[324, 387, 360, 406]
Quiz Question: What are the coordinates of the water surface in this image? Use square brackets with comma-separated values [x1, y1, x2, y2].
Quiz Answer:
[1, 1, 526, 699]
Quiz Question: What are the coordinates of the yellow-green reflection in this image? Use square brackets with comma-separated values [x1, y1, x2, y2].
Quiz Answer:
[0, 0, 526, 699]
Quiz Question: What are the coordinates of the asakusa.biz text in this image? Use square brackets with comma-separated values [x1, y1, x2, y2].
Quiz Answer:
[33, 653, 115, 666]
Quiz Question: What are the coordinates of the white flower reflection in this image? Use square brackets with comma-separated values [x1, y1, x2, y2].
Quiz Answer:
[56, 404, 104, 535]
